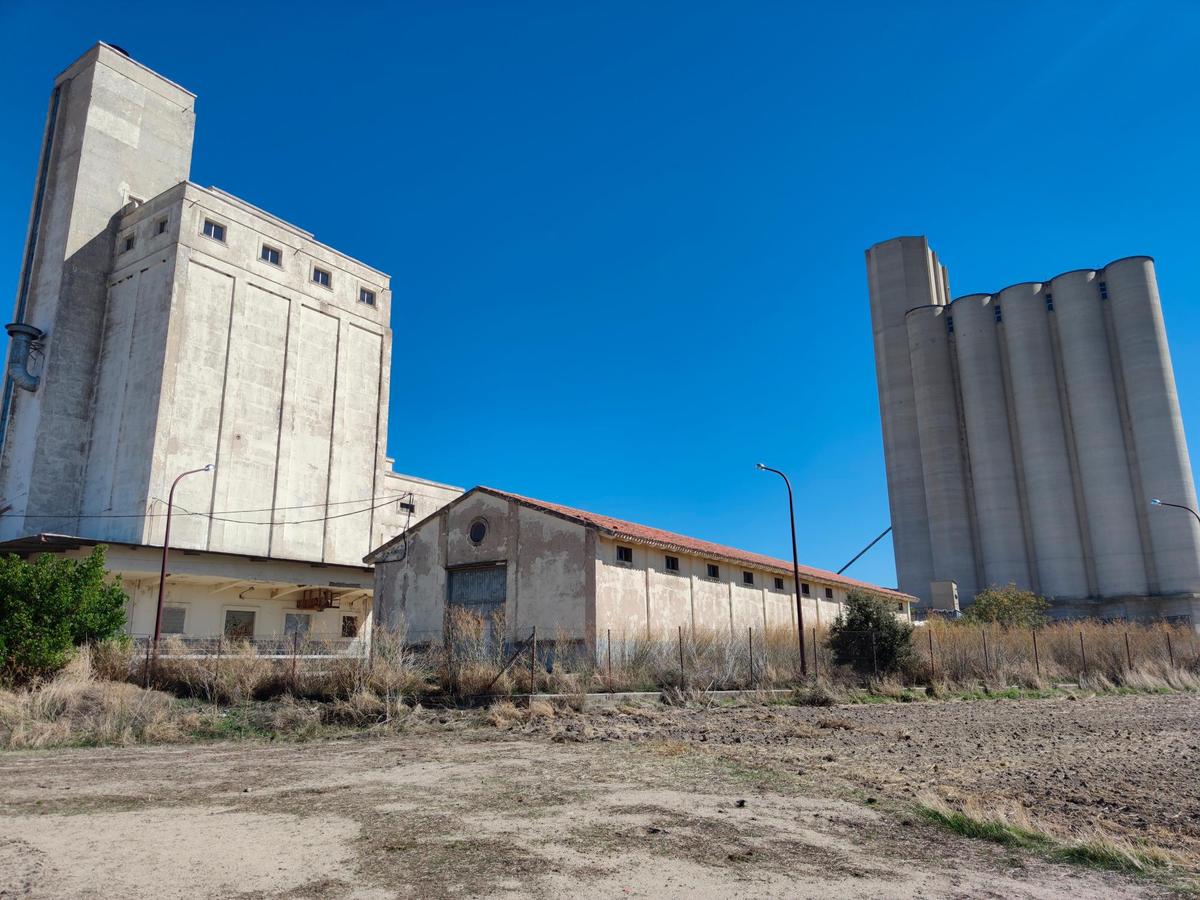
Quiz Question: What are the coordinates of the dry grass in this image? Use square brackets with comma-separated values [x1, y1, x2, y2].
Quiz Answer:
[0, 649, 205, 749]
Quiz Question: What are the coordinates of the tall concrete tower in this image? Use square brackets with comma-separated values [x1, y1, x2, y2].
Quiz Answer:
[867, 236, 1200, 623]
[0, 43, 195, 535]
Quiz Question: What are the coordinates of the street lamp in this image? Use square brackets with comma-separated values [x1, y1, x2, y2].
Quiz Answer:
[1150, 498, 1200, 528]
[756, 463, 808, 677]
[153, 464, 215, 658]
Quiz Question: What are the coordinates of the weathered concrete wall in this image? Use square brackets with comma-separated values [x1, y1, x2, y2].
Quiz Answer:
[593, 536, 849, 640]
[372, 492, 590, 644]
[1, 43, 194, 539]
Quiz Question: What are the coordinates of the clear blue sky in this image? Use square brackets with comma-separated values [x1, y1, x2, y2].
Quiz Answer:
[2, 1, 1198, 589]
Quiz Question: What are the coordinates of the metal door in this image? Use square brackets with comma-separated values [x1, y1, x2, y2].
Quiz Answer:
[448, 565, 507, 648]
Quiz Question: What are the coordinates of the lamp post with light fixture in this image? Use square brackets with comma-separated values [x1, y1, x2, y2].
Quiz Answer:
[755, 463, 807, 677]
[1150, 497, 1200, 529]
[152, 464, 215, 660]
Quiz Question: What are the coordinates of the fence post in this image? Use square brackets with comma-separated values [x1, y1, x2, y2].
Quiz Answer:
[812, 627, 819, 680]
[1167, 631, 1175, 668]
[871, 630, 878, 677]
[607, 628, 613, 681]
[1125, 631, 1133, 671]
[981, 628, 990, 676]
[1079, 630, 1088, 679]
[143, 637, 152, 688]
[748, 627, 754, 686]
[291, 631, 300, 691]
[928, 628, 936, 681]
[529, 626, 537, 700]
[214, 634, 223, 701]
[1032, 628, 1040, 678]
[678, 625, 685, 686]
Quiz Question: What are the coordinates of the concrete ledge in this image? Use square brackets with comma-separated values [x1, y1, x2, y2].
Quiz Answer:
[524, 688, 796, 706]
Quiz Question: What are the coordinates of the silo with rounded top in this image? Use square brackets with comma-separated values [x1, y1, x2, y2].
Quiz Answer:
[1050, 269, 1148, 596]
[1104, 257, 1200, 594]
[952, 293, 1031, 591]
[905, 304, 979, 599]
[997, 282, 1090, 598]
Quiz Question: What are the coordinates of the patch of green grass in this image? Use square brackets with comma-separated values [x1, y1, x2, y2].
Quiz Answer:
[916, 804, 1049, 850]
[1051, 840, 1174, 874]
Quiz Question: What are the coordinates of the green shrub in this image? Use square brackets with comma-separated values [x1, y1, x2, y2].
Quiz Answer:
[0, 547, 127, 684]
[964, 584, 1049, 628]
[827, 589, 915, 677]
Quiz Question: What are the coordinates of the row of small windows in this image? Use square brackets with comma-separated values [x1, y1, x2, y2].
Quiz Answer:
[118, 216, 171, 255]
[945, 284, 1107, 335]
[616, 546, 834, 597]
[202, 219, 377, 306]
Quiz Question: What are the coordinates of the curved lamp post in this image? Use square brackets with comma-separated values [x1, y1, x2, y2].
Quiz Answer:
[756, 463, 807, 677]
[1150, 498, 1200, 528]
[153, 464, 215, 657]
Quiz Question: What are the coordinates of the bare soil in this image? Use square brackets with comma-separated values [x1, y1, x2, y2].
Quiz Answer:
[0, 692, 1195, 898]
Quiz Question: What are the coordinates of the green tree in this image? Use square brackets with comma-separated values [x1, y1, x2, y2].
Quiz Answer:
[0, 546, 127, 683]
[827, 589, 915, 676]
[964, 584, 1049, 628]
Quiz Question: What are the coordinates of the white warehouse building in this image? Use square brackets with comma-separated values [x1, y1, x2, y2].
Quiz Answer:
[0, 44, 461, 644]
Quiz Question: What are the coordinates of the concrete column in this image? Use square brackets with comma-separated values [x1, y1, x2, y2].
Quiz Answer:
[866, 237, 942, 604]
[905, 305, 978, 599]
[1105, 257, 1200, 594]
[952, 294, 1031, 590]
[1050, 269, 1148, 596]
[998, 282, 1089, 598]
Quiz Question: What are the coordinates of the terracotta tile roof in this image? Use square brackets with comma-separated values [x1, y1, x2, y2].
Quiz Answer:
[479, 487, 913, 602]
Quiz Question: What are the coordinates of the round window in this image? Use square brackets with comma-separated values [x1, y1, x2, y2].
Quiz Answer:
[468, 518, 488, 545]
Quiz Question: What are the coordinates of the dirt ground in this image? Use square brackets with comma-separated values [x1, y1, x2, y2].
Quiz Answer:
[0, 692, 1195, 899]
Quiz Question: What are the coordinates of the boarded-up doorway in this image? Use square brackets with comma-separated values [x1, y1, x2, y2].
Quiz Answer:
[447, 564, 507, 650]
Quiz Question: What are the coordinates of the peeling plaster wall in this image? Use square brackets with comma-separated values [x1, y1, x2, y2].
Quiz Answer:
[373, 492, 590, 645]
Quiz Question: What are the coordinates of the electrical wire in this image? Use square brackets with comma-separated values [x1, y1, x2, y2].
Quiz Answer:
[1, 490, 417, 521]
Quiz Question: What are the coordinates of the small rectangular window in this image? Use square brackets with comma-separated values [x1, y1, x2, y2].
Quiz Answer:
[223, 609, 255, 639]
[617, 546, 633, 564]
[341, 615, 359, 638]
[993, 305, 1003, 323]
[260, 244, 282, 266]
[742, 571, 754, 586]
[284, 612, 312, 637]
[825, 587, 834, 600]
[801, 582, 810, 596]
[1098, 281, 1108, 300]
[156, 217, 168, 235]
[203, 219, 226, 242]
[162, 606, 186, 634]
[774, 576, 784, 591]
[312, 266, 332, 288]
[359, 287, 376, 306]
[120, 234, 135, 254]
[1045, 293, 1054, 312]
[665, 555, 679, 572]
[398, 501, 416, 513]
[706, 563, 719, 579]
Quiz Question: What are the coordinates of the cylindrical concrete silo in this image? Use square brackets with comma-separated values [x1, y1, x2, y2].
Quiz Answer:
[1104, 257, 1200, 595]
[997, 282, 1090, 599]
[952, 294, 1031, 592]
[906, 305, 979, 599]
[1050, 269, 1148, 597]
[866, 238, 941, 604]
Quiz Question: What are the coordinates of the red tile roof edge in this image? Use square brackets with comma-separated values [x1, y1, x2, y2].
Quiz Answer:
[479, 487, 913, 602]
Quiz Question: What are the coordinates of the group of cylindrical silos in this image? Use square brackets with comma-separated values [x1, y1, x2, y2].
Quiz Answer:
[868, 236, 1200, 618]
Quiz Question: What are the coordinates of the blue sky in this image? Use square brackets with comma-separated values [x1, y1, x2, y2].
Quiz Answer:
[2, 1, 1198, 589]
